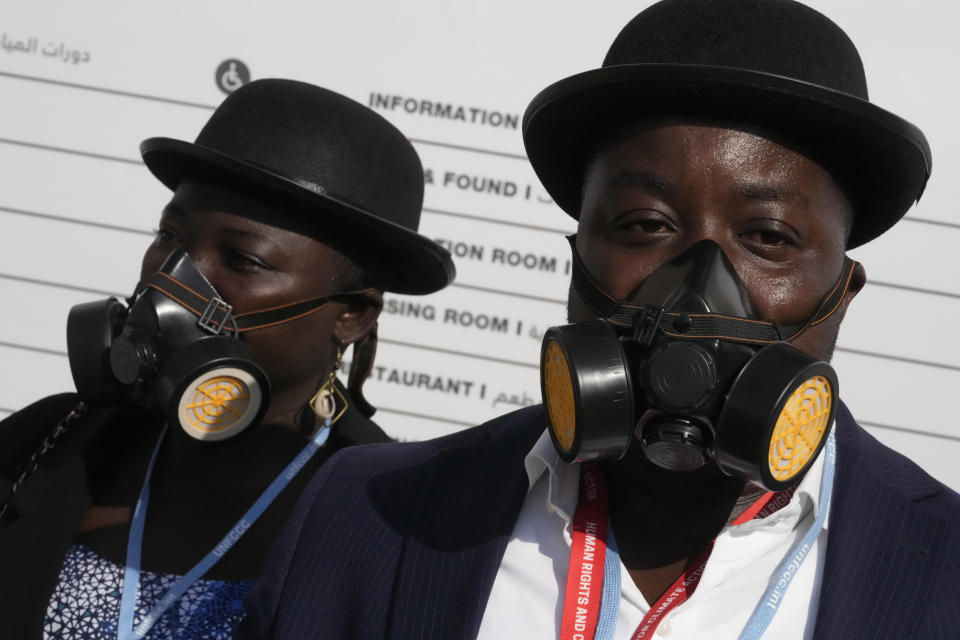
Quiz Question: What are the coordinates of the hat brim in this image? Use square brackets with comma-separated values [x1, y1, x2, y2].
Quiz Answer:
[140, 137, 455, 295]
[523, 64, 932, 248]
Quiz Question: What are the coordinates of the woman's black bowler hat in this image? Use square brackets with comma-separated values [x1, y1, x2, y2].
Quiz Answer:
[141, 79, 454, 294]
[523, 0, 932, 248]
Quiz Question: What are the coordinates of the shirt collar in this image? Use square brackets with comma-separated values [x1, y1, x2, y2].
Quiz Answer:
[524, 428, 580, 524]
[523, 424, 833, 531]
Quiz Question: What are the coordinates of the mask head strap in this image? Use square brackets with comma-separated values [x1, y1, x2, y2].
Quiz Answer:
[137, 272, 376, 334]
[232, 291, 376, 332]
[566, 234, 858, 346]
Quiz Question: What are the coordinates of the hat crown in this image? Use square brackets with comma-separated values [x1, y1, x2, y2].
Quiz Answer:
[603, 0, 867, 99]
[194, 79, 424, 231]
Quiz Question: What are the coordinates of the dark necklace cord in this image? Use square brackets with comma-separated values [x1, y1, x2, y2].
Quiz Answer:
[0, 401, 88, 523]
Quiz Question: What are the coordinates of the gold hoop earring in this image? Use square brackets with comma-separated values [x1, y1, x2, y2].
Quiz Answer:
[309, 346, 343, 420]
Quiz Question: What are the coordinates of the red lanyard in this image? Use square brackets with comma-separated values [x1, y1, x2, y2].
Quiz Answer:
[629, 543, 713, 639]
[558, 464, 610, 640]
[560, 464, 781, 640]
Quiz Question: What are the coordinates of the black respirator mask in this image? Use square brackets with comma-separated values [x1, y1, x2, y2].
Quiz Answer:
[67, 249, 370, 441]
[540, 237, 858, 491]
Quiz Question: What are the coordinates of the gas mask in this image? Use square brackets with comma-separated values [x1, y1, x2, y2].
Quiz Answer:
[540, 237, 858, 491]
[67, 249, 369, 441]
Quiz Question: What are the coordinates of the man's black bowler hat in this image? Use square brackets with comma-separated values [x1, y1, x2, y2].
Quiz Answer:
[141, 78, 454, 294]
[523, 0, 933, 248]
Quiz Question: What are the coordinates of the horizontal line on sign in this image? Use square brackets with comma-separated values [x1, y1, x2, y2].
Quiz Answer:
[0, 204, 153, 236]
[5, 333, 953, 378]
[0, 340, 66, 357]
[448, 278, 958, 306]
[867, 279, 960, 301]
[376, 406, 475, 428]
[0, 271, 123, 297]
[859, 419, 960, 443]
[0, 136, 140, 165]
[409, 137, 526, 161]
[835, 346, 960, 373]
[423, 206, 570, 235]
[378, 337, 537, 369]
[449, 281, 567, 305]
[0, 323, 541, 370]
[903, 215, 960, 231]
[0, 69, 216, 109]
[0, 403, 477, 429]
[0, 70, 523, 162]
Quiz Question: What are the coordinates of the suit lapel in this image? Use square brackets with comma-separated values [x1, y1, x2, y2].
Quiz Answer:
[814, 403, 951, 638]
[388, 406, 547, 640]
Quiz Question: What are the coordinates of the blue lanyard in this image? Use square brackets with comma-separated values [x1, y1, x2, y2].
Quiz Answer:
[593, 429, 835, 640]
[116, 418, 332, 640]
[737, 429, 835, 640]
[595, 520, 622, 639]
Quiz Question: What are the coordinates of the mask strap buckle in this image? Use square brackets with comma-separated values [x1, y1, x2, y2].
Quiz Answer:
[632, 306, 665, 346]
[197, 295, 234, 335]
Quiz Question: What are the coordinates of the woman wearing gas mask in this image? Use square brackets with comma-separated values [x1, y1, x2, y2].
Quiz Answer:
[0, 79, 453, 639]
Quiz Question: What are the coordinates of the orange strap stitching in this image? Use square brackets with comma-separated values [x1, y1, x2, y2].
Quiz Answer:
[782, 258, 858, 342]
[236, 304, 333, 332]
[232, 288, 377, 318]
[660, 331, 779, 344]
[806, 260, 857, 329]
[154, 272, 211, 304]
[142, 282, 206, 317]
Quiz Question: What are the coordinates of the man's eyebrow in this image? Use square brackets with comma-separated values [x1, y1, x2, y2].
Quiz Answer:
[736, 182, 807, 204]
[608, 170, 678, 195]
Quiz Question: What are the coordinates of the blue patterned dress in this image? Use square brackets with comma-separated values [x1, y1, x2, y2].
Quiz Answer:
[44, 542, 253, 639]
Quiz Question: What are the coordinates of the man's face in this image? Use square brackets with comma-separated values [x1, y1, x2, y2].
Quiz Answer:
[572, 120, 863, 362]
[140, 179, 379, 409]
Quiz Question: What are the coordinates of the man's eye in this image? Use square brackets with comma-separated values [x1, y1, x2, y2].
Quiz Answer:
[634, 220, 670, 234]
[745, 230, 792, 247]
[617, 212, 674, 235]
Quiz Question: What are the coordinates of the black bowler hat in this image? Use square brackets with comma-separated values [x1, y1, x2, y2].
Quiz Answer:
[141, 79, 454, 294]
[523, 0, 932, 248]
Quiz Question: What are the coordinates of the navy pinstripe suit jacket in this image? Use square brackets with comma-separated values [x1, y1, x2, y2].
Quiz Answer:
[239, 402, 960, 639]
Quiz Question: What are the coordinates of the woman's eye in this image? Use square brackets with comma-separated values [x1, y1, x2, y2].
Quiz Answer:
[227, 251, 269, 272]
[153, 227, 181, 247]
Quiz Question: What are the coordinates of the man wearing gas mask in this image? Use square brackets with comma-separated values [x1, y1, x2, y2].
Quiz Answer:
[240, 2, 960, 639]
[0, 79, 454, 639]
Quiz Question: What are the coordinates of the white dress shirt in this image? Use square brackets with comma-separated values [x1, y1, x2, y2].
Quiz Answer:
[477, 429, 830, 639]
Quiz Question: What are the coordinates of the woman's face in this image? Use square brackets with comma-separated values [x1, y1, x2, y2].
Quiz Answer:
[140, 179, 381, 427]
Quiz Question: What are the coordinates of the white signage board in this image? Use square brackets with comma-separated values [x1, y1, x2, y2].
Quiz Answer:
[1, 0, 958, 489]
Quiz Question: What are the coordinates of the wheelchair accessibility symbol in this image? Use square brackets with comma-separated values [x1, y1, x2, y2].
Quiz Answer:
[215, 59, 250, 93]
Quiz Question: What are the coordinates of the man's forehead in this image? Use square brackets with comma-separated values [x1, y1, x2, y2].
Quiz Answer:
[588, 116, 813, 164]
[584, 117, 845, 197]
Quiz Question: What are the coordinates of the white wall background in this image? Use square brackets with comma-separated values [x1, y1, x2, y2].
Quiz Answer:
[1, 0, 958, 489]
